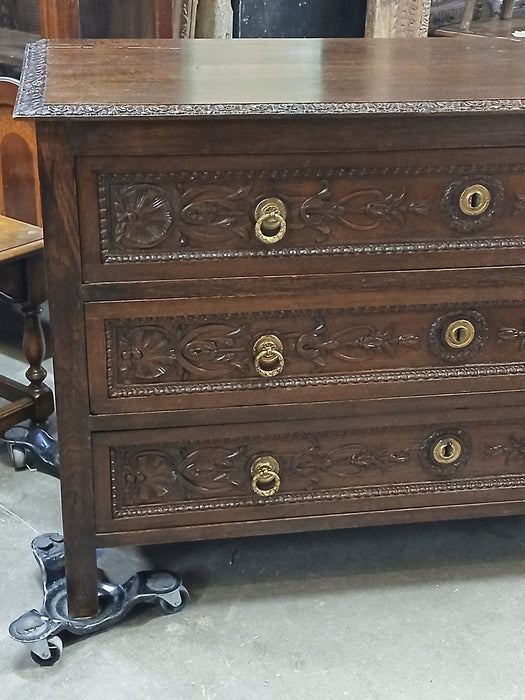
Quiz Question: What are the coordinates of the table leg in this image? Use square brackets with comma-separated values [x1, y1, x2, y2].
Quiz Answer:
[500, 0, 515, 20]
[21, 253, 53, 422]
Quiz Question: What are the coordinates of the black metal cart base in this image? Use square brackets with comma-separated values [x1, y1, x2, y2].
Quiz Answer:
[1, 424, 59, 477]
[9, 533, 188, 666]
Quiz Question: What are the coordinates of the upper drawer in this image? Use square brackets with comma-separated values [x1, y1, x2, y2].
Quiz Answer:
[77, 150, 525, 282]
[85, 285, 525, 415]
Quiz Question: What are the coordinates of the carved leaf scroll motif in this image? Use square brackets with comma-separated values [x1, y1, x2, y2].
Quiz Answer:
[113, 315, 421, 386]
[498, 323, 525, 352]
[294, 319, 421, 370]
[291, 182, 429, 242]
[104, 174, 429, 252]
[177, 184, 253, 246]
[288, 441, 409, 489]
[513, 193, 525, 217]
[114, 435, 409, 508]
[486, 434, 525, 465]
[120, 446, 247, 505]
[118, 323, 252, 383]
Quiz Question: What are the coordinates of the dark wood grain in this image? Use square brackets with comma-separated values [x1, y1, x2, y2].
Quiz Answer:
[36, 122, 97, 617]
[15, 37, 525, 117]
[95, 499, 525, 549]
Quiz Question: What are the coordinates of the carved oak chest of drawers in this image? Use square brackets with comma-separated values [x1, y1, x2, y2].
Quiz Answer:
[16, 36, 525, 617]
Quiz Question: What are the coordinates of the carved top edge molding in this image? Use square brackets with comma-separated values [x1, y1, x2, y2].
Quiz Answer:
[15, 41, 525, 120]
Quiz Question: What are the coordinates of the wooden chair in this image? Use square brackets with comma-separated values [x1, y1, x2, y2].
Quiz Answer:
[460, 0, 516, 31]
[0, 77, 53, 435]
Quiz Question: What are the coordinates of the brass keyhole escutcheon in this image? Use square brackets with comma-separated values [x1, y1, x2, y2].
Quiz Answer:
[254, 198, 287, 244]
[432, 437, 462, 465]
[253, 334, 285, 377]
[444, 319, 476, 349]
[459, 184, 491, 216]
[250, 456, 281, 496]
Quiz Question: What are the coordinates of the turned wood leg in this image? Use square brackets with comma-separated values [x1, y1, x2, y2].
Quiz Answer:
[460, 0, 478, 31]
[21, 253, 53, 422]
[21, 301, 47, 394]
[500, 0, 515, 20]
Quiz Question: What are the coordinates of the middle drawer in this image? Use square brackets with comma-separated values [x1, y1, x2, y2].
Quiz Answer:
[85, 285, 525, 414]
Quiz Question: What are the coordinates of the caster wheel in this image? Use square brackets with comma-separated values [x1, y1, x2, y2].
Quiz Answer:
[158, 585, 189, 614]
[10, 446, 27, 470]
[30, 636, 63, 666]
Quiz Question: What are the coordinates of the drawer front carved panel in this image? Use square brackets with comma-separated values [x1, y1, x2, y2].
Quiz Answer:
[93, 411, 525, 528]
[86, 297, 525, 413]
[78, 153, 525, 280]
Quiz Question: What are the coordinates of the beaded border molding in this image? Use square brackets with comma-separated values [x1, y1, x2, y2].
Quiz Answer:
[14, 40, 525, 119]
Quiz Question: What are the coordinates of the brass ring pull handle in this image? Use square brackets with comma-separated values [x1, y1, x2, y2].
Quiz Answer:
[459, 184, 491, 216]
[444, 319, 476, 349]
[250, 456, 281, 496]
[254, 198, 287, 244]
[253, 334, 285, 377]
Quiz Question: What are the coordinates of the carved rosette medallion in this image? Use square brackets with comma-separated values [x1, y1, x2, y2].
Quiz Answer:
[428, 309, 488, 364]
[118, 326, 176, 381]
[113, 185, 174, 248]
[440, 175, 504, 233]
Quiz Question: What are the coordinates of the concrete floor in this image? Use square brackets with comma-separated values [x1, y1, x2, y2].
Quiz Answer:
[2, 308, 525, 698]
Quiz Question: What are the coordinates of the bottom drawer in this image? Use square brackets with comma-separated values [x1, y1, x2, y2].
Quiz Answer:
[93, 402, 525, 535]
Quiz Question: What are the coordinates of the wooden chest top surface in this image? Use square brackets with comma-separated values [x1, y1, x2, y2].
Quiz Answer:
[14, 37, 525, 119]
